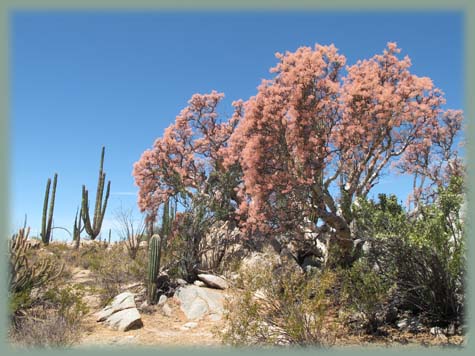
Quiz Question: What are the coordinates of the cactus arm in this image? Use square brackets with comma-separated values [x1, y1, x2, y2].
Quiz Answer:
[45, 173, 57, 242]
[93, 147, 105, 230]
[81, 147, 111, 240]
[99, 180, 111, 225]
[81, 186, 94, 237]
[41, 178, 51, 243]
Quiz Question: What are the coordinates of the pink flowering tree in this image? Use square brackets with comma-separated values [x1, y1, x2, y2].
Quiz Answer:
[225, 43, 463, 260]
[133, 91, 242, 228]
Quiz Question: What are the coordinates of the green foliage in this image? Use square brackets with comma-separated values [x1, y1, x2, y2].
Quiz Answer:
[147, 234, 161, 304]
[409, 177, 465, 275]
[43, 284, 90, 324]
[341, 259, 392, 333]
[84, 244, 146, 306]
[222, 262, 336, 347]
[164, 194, 214, 281]
[81, 146, 111, 240]
[351, 177, 465, 326]
[41, 173, 58, 245]
[10, 284, 88, 348]
[205, 168, 241, 223]
[73, 206, 83, 249]
[9, 227, 64, 314]
[353, 193, 408, 240]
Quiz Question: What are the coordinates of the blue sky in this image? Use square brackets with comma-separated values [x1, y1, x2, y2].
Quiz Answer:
[10, 11, 464, 240]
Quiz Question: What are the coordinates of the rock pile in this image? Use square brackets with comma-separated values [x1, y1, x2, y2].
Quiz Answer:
[96, 292, 143, 331]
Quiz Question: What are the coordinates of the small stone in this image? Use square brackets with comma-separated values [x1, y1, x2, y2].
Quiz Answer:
[253, 290, 267, 300]
[194, 280, 205, 287]
[447, 323, 456, 336]
[430, 326, 445, 335]
[208, 313, 222, 321]
[397, 319, 408, 329]
[181, 321, 198, 330]
[176, 278, 187, 286]
[434, 333, 448, 343]
[158, 295, 168, 305]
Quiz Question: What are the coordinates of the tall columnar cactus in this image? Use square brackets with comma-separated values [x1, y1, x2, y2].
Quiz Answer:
[81, 146, 111, 240]
[160, 198, 176, 251]
[41, 173, 58, 245]
[73, 206, 83, 249]
[147, 234, 161, 304]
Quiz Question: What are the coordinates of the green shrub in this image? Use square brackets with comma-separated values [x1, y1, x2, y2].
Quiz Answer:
[222, 262, 336, 347]
[353, 177, 465, 326]
[43, 284, 89, 324]
[370, 237, 463, 326]
[341, 259, 392, 334]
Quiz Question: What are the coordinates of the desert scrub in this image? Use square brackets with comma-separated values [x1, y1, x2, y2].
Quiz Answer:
[86, 244, 146, 306]
[340, 259, 392, 334]
[9, 284, 88, 348]
[9, 227, 64, 314]
[222, 262, 337, 347]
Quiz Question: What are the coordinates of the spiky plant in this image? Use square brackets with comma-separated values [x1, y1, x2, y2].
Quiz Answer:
[81, 146, 111, 240]
[147, 234, 161, 304]
[40, 173, 58, 245]
[159, 198, 176, 252]
[73, 206, 83, 249]
[9, 227, 64, 311]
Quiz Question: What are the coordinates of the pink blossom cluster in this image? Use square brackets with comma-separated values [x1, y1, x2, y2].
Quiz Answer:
[224, 42, 464, 234]
[132, 91, 240, 217]
[133, 42, 464, 241]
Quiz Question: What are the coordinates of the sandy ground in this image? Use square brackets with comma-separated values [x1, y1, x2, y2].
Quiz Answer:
[69, 266, 465, 350]
[76, 288, 226, 348]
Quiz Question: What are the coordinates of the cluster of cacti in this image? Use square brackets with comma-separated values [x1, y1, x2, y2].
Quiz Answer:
[147, 234, 161, 304]
[81, 146, 111, 240]
[40, 173, 58, 245]
[9, 227, 63, 294]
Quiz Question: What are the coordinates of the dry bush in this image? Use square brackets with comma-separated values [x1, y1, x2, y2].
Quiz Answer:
[84, 244, 147, 305]
[9, 284, 88, 348]
[113, 205, 146, 260]
[369, 237, 464, 326]
[10, 311, 81, 348]
[222, 262, 337, 347]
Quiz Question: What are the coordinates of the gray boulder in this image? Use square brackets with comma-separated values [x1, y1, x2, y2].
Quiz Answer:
[104, 308, 143, 331]
[174, 285, 225, 321]
[96, 292, 143, 332]
[96, 292, 136, 322]
[197, 274, 229, 290]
